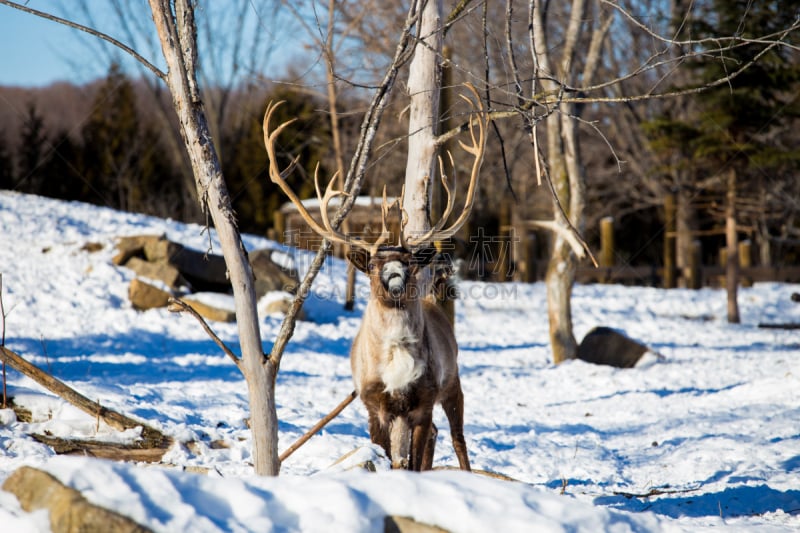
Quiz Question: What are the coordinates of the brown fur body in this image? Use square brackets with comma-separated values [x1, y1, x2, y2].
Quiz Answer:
[349, 248, 470, 471]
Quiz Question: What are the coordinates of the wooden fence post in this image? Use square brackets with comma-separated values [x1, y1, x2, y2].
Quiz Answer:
[600, 216, 614, 283]
[273, 210, 286, 245]
[739, 240, 752, 288]
[688, 239, 702, 289]
[497, 202, 511, 282]
[524, 231, 537, 282]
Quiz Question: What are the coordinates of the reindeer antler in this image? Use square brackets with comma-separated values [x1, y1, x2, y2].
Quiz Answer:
[264, 83, 487, 255]
[402, 83, 489, 249]
[264, 101, 400, 254]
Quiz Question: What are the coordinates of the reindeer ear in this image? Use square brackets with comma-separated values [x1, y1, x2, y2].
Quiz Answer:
[411, 246, 438, 268]
[348, 249, 370, 273]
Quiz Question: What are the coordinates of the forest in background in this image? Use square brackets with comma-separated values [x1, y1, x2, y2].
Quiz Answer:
[1, 0, 799, 282]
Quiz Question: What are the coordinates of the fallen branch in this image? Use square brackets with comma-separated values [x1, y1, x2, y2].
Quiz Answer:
[29, 433, 170, 463]
[279, 390, 357, 463]
[613, 486, 698, 499]
[0, 346, 171, 451]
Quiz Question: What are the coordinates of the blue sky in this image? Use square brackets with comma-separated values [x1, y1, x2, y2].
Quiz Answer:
[0, 2, 116, 87]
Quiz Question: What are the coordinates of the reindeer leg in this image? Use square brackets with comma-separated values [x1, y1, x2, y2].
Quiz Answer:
[441, 378, 471, 471]
[409, 416, 433, 471]
[367, 410, 392, 461]
[421, 423, 438, 471]
[389, 416, 410, 469]
[362, 385, 392, 461]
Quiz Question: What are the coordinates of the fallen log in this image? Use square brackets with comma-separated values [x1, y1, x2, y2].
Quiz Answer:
[30, 433, 169, 463]
[0, 346, 172, 458]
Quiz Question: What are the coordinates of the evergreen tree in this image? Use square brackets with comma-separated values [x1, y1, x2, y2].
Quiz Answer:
[689, 0, 800, 261]
[133, 120, 186, 217]
[80, 63, 142, 210]
[0, 133, 14, 190]
[40, 129, 83, 201]
[690, 0, 800, 170]
[17, 102, 48, 195]
[645, 0, 800, 266]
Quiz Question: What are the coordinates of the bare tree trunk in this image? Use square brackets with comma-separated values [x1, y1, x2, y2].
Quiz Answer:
[725, 168, 740, 323]
[148, 0, 279, 475]
[403, 0, 443, 258]
[532, 0, 588, 363]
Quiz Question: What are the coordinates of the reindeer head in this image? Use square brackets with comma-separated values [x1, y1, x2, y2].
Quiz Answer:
[348, 246, 438, 307]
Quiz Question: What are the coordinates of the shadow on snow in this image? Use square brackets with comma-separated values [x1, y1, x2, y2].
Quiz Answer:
[595, 484, 800, 520]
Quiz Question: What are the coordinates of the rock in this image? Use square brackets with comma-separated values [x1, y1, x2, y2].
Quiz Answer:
[128, 278, 172, 311]
[112, 235, 164, 266]
[262, 294, 306, 321]
[182, 295, 236, 322]
[144, 239, 230, 291]
[577, 326, 659, 368]
[3, 466, 152, 533]
[384, 516, 448, 533]
[80, 242, 104, 253]
[250, 248, 299, 296]
[141, 237, 182, 263]
[124, 256, 187, 290]
[117, 238, 303, 319]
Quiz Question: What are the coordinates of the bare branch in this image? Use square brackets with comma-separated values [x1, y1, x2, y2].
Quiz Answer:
[602, 0, 799, 49]
[529, 219, 595, 265]
[0, 0, 166, 81]
[444, 0, 477, 35]
[167, 297, 242, 371]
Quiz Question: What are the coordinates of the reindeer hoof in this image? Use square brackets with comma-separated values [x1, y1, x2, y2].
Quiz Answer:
[391, 458, 409, 470]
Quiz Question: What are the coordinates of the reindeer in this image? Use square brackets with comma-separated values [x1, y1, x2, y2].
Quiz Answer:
[262, 85, 487, 471]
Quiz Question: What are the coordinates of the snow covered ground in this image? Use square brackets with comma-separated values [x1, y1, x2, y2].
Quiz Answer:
[0, 190, 798, 532]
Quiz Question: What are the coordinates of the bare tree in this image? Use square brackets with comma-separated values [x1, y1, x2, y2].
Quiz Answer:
[518, 0, 607, 362]
[147, 0, 280, 475]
